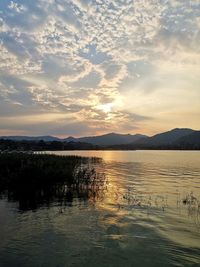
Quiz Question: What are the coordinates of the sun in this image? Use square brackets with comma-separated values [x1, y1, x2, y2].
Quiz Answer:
[97, 103, 113, 113]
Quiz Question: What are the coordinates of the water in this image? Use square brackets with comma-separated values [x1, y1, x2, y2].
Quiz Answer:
[0, 150, 200, 267]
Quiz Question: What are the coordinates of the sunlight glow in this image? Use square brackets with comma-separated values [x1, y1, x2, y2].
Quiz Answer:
[97, 103, 113, 113]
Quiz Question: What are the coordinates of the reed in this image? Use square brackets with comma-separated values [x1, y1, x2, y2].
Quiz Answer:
[0, 153, 105, 211]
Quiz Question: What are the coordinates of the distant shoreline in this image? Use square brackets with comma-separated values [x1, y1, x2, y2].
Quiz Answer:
[0, 128, 200, 151]
[1, 149, 200, 153]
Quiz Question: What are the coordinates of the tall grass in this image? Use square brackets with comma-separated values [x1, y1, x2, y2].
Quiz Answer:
[0, 153, 105, 211]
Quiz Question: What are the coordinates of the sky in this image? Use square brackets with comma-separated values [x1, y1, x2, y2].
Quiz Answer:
[0, 0, 199, 137]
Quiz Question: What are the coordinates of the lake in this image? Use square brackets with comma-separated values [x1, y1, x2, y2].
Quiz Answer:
[0, 150, 200, 267]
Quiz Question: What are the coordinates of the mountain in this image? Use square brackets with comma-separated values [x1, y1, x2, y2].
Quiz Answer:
[0, 136, 60, 142]
[75, 133, 148, 146]
[64, 136, 78, 142]
[0, 129, 199, 149]
[108, 128, 199, 150]
[0, 133, 147, 146]
[134, 128, 195, 147]
[174, 131, 200, 148]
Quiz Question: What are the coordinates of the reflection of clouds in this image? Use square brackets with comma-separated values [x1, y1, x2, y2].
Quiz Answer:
[0, 0, 199, 135]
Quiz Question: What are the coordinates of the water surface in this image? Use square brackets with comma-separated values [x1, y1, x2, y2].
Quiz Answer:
[0, 151, 200, 266]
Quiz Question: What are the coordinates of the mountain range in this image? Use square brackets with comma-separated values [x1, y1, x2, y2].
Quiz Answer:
[112, 128, 200, 150]
[0, 133, 147, 145]
[64, 133, 147, 146]
[0, 128, 200, 149]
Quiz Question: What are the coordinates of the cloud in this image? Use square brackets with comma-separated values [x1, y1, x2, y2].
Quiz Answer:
[0, 0, 199, 136]
[8, 1, 27, 13]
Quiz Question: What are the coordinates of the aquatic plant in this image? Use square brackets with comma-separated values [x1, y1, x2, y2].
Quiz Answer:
[0, 153, 105, 211]
[182, 192, 198, 205]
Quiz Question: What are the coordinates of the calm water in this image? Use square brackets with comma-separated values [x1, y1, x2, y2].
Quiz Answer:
[0, 150, 200, 267]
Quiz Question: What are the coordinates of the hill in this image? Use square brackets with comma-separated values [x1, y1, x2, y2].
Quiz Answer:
[75, 133, 147, 146]
[139, 128, 194, 145]
[0, 128, 199, 150]
[173, 131, 200, 149]
[0, 135, 60, 142]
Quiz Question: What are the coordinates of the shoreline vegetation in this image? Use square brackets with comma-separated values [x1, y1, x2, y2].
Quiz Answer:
[0, 139, 200, 151]
[1, 152, 199, 221]
[0, 153, 106, 211]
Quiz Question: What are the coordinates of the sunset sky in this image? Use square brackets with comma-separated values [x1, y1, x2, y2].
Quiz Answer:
[0, 0, 199, 137]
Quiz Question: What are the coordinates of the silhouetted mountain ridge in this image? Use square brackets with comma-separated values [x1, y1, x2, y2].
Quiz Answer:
[0, 133, 148, 146]
[0, 128, 199, 149]
[72, 133, 147, 146]
[133, 128, 196, 146]
[0, 135, 60, 142]
[175, 131, 200, 146]
[108, 128, 200, 150]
